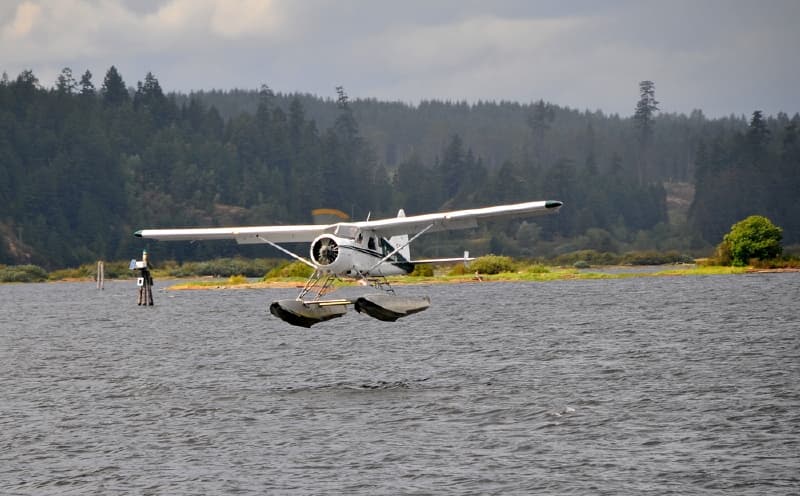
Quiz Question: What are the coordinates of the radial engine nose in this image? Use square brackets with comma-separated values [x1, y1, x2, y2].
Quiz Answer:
[311, 236, 339, 265]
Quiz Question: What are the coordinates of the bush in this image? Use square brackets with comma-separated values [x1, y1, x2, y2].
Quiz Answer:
[264, 261, 314, 279]
[720, 215, 783, 266]
[48, 266, 92, 280]
[524, 263, 551, 273]
[0, 264, 48, 282]
[167, 258, 280, 278]
[410, 264, 434, 276]
[447, 263, 469, 276]
[553, 250, 620, 266]
[227, 274, 248, 285]
[470, 254, 516, 274]
[621, 250, 695, 265]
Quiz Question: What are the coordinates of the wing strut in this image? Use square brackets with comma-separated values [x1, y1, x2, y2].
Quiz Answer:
[365, 223, 434, 274]
[254, 234, 317, 269]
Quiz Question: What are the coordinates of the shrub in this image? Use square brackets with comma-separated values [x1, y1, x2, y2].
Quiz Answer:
[720, 215, 783, 266]
[48, 266, 91, 280]
[469, 254, 516, 274]
[447, 263, 469, 276]
[410, 264, 434, 277]
[524, 263, 551, 273]
[553, 250, 620, 266]
[0, 264, 48, 282]
[167, 258, 280, 277]
[227, 274, 248, 285]
[264, 261, 314, 279]
[621, 250, 695, 265]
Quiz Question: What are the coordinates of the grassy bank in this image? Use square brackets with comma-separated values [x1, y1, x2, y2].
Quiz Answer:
[2, 251, 790, 285]
[167, 264, 751, 290]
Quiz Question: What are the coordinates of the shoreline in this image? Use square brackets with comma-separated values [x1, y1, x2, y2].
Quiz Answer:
[163, 265, 800, 291]
[11, 265, 798, 287]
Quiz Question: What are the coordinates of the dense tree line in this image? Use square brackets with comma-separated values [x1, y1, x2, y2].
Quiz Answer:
[690, 110, 800, 244]
[0, 67, 797, 268]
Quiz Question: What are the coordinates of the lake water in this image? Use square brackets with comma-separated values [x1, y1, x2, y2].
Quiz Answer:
[1, 274, 798, 495]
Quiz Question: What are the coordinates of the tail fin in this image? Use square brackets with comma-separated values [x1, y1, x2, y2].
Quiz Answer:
[387, 209, 411, 261]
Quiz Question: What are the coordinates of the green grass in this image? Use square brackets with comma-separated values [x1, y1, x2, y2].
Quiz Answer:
[134, 263, 764, 290]
[651, 266, 747, 276]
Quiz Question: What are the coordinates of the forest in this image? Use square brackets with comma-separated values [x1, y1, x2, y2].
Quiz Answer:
[0, 67, 798, 269]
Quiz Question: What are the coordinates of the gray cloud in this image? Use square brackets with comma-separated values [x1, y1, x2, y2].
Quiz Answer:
[1, 0, 797, 117]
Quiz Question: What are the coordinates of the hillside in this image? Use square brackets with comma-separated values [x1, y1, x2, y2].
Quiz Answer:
[1, 67, 798, 268]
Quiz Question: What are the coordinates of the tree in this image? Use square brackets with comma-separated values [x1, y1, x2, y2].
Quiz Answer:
[526, 99, 555, 164]
[633, 80, 659, 184]
[101, 66, 128, 106]
[134, 72, 173, 126]
[746, 110, 770, 153]
[634, 80, 659, 141]
[440, 134, 463, 197]
[55, 67, 77, 94]
[719, 215, 782, 266]
[79, 70, 95, 97]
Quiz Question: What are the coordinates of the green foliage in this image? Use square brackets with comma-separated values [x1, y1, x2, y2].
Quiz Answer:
[720, 215, 783, 266]
[634, 80, 659, 144]
[554, 250, 620, 266]
[620, 250, 695, 265]
[1, 67, 798, 270]
[410, 264, 434, 277]
[524, 263, 551, 273]
[164, 258, 280, 278]
[0, 264, 48, 282]
[264, 261, 314, 279]
[748, 256, 800, 269]
[690, 111, 800, 246]
[227, 274, 248, 285]
[447, 263, 469, 276]
[47, 260, 131, 280]
[470, 255, 516, 274]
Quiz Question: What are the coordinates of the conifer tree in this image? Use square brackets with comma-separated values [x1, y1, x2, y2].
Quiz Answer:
[633, 80, 659, 184]
[101, 66, 128, 106]
[79, 70, 95, 97]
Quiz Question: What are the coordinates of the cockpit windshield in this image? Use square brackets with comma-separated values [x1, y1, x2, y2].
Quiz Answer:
[332, 223, 359, 239]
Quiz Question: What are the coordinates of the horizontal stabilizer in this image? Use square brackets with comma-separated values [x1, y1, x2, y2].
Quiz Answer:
[412, 251, 473, 264]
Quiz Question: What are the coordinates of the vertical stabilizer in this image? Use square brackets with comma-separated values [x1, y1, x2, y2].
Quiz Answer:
[387, 209, 411, 260]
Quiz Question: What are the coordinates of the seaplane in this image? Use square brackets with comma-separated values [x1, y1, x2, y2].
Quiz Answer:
[135, 199, 563, 327]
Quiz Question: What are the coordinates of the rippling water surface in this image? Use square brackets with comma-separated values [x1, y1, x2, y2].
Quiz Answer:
[2, 274, 799, 495]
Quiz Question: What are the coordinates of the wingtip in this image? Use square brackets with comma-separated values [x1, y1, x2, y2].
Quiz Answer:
[545, 200, 563, 209]
[134, 230, 143, 237]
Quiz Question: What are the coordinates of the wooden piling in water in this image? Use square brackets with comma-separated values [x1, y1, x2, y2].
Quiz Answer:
[137, 268, 154, 305]
[132, 249, 154, 306]
[97, 261, 104, 290]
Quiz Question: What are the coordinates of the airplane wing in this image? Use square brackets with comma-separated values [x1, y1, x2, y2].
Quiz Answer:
[134, 225, 328, 244]
[353, 200, 563, 237]
[134, 200, 562, 243]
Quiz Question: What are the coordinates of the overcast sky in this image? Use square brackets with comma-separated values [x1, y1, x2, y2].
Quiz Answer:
[2, 0, 798, 118]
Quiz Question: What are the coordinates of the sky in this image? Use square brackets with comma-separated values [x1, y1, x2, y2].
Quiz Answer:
[1, 0, 798, 118]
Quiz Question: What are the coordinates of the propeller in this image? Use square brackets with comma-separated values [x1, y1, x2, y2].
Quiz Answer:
[312, 236, 339, 265]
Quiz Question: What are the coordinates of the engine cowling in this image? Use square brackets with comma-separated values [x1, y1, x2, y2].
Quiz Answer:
[311, 235, 339, 265]
[311, 234, 356, 275]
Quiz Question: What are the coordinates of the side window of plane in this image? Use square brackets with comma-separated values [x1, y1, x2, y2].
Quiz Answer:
[368, 237, 376, 250]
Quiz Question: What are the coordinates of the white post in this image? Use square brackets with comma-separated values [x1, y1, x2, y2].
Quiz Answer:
[97, 261, 104, 290]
